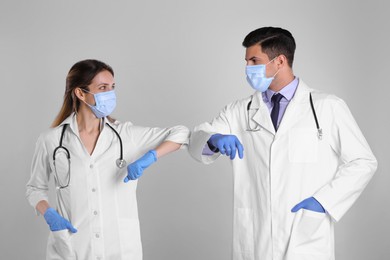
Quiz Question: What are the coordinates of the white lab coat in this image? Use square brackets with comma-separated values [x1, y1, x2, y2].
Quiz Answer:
[189, 80, 377, 260]
[26, 113, 189, 260]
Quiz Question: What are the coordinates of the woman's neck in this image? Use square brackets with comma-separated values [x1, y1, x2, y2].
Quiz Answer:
[76, 107, 101, 134]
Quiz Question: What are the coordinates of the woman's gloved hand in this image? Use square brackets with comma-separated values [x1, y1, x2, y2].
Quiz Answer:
[44, 208, 77, 233]
[124, 150, 157, 182]
[207, 134, 244, 160]
[291, 197, 326, 213]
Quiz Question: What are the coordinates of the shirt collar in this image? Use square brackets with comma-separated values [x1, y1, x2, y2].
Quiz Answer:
[263, 77, 299, 102]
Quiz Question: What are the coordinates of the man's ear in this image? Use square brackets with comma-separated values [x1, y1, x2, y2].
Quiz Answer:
[275, 55, 288, 69]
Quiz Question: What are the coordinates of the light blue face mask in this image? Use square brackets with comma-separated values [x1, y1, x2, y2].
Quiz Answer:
[246, 57, 279, 92]
[84, 90, 117, 118]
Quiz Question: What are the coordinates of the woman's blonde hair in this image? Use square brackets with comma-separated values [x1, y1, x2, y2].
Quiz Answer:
[52, 59, 115, 127]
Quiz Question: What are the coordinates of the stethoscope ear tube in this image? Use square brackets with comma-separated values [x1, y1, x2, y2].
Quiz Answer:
[53, 124, 71, 189]
[309, 93, 322, 140]
[53, 124, 70, 161]
[106, 123, 126, 167]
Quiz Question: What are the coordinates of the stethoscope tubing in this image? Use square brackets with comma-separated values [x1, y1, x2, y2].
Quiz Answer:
[105, 123, 124, 161]
[53, 122, 126, 189]
[52, 124, 70, 161]
[309, 93, 322, 140]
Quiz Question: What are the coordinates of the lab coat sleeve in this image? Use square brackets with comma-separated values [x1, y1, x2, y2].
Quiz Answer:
[26, 134, 51, 215]
[125, 123, 190, 155]
[189, 105, 233, 164]
[313, 98, 377, 222]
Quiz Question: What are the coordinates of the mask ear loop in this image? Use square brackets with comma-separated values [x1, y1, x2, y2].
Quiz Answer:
[273, 67, 281, 77]
[72, 87, 88, 114]
[266, 56, 278, 65]
[268, 56, 281, 78]
[74, 87, 95, 112]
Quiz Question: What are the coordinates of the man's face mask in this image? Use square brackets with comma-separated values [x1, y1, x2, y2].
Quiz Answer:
[246, 57, 279, 92]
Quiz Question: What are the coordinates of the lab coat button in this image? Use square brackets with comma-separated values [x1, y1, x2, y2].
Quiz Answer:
[92, 188, 96, 192]
[90, 164, 94, 169]
[93, 210, 98, 215]
[95, 233, 100, 238]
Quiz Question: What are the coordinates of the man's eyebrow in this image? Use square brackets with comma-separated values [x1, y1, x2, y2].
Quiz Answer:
[245, 56, 261, 61]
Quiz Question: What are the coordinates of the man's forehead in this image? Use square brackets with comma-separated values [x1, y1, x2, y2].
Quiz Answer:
[245, 45, 267, 59]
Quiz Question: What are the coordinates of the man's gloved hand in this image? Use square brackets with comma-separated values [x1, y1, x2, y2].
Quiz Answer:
[44, 208, 77, 233]
[207, 134, 244, 160]
[291, 197, 325, 213]
[124, 150, 157, 182]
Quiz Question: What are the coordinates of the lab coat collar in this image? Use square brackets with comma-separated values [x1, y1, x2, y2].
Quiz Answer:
[58, 113, 118, 159]
[58, 113, 78, 137]
[249, 79, 313, 135]
[58, 113, 75, 127]
[275, 80, 313, 136]
[58, 113, 110, 136]
[249, 91, 275, 134]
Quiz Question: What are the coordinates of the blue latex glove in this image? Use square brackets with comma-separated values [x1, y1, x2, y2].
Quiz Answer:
[124, 150, 157, 182]
[291, 197, 325, 213]
[44, 208, 77, 233]
[207, 134, 244, 160]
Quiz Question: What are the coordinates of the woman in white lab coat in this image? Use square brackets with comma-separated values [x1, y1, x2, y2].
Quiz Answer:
[26, 59, 189, 260]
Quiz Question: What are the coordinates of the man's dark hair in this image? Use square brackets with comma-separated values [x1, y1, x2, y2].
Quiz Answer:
[242, 27, 296, 67]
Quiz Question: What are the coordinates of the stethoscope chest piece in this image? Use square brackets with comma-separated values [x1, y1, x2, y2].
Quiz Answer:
[116, 159, 127, 169]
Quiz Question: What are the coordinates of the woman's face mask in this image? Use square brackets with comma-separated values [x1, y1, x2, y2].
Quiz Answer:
[83, 89, 117, 118]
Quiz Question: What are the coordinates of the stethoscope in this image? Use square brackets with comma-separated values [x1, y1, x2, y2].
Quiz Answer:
[246, 92, 323, 140]
[52, 123, 126, 189]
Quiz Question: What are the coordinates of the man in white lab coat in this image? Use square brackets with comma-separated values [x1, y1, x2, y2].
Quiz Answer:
[188, 27, 377, 260]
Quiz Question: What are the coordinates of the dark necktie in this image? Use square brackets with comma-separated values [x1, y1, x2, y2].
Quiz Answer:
[271, 93, 284, 131]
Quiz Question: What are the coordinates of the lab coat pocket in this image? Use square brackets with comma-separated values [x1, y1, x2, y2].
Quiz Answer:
[118, 219, 142, 260]
[289, 209, 331, 257]
[51, 230, 76, 259]
[289, 128, 318, 163]
[233, 208, 254, 260]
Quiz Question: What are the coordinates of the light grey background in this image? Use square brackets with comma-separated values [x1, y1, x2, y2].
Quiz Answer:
[1, 0, 388, 259]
